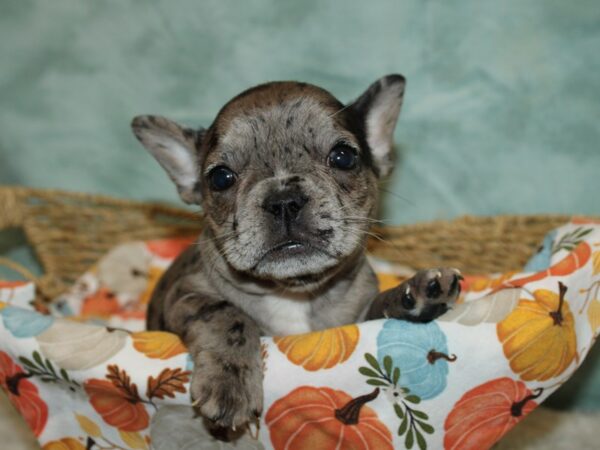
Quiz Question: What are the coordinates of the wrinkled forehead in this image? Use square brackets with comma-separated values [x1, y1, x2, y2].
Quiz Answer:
[203, 83, 360, 170]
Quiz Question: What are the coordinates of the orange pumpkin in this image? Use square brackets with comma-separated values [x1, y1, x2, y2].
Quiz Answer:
[444, 377, 541, 450]
[462, 272, 517, 293]
[266, 386, 393, 450]
[42, 438, 86, 450]
[497, 283, 577, 381]
[274, 325, 359, 371]
[0, 351, 48, 437]
[0, 280, 29, 288]
[145, 237, 196, 259]
[81, 288, 120, 319]
[494, 242, 591, 293]
[84, 379, 149, 431]
[571, 216, 600, 225]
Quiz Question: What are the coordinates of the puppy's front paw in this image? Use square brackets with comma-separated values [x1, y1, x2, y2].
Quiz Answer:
[190, 352, 263, 440]
[384, 267, 462, 322]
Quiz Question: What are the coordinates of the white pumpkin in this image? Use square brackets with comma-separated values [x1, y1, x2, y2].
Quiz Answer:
[37, 319, 128, 370]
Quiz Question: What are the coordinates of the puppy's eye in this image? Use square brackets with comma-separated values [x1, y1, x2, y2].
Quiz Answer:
[328, 144, 357, 170]
[208, 166, 236, 191]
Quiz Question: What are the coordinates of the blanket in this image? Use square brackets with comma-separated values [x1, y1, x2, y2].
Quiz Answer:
[1, 219, 599, 450]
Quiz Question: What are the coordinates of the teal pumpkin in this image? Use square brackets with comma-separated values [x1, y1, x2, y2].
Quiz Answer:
[523, 230, 556, 272]
[0, 306, 54, 338]
[377, 319, 455, 400]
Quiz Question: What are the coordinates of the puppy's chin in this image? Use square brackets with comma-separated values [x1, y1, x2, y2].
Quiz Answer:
[222, 241, 340, 288]
[254, 248, 339, 280]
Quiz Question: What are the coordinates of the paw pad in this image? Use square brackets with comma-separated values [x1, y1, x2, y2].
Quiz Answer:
[426, 277, 442, 299]
[401, 287, 416, 310]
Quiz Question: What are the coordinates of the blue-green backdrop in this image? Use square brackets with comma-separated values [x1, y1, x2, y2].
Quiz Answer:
[1, 0, 599, 410]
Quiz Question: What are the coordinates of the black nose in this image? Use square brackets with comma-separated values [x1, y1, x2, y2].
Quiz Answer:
[262, 191, 308, 222]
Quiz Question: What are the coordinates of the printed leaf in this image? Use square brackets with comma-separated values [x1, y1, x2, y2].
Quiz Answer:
[416, 430, 427, 450]
[405, 428, 414, 449]
[366, 379, 389, 387]
[553, 227, 593, 254]
[33, 351, 44, 368]
[383, 355, 393, 377]
[359, 367, 381, 378]
[412, 410, 429, 420]
[146, 368, 191, 400]
[44, 359, 57, 378]
[398, 414, 409, 435]
[106, 365, 141, 402]
[18, 357, 36, 370]
[394, 403, 404, 419]
[405, 395, 421, 404]
[418, 421, 434, 434]
[364, 353, 382, 373]
[119, 430, 148, 450]
[75, 414, 101, 438]
[393, 367, 401, 386]
[60, 368, 71, 383]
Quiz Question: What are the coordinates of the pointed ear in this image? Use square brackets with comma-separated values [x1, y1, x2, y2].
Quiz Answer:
[349, 74, 406, 177]
[131, 115, 204, 204]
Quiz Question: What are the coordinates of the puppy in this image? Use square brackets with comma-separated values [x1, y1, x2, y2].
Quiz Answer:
[131, 75, 460, 438]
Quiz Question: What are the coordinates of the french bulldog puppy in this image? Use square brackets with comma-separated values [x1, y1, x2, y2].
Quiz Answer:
[131, 75, 461, 439]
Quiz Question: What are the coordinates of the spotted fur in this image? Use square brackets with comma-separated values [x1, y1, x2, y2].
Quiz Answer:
[132, 75, 460, 440]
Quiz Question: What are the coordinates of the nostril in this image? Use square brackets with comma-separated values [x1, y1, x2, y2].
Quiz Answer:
[287, 201, 299, 215]
[263, 193, 308, 220]
[267, 203, 283, 217]
[285, 196, 308, 217]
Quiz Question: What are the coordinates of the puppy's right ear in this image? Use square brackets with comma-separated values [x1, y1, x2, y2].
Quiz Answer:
[131, 115, 204, 204]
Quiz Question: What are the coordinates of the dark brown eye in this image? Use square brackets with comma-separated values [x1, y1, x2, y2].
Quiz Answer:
[328, 144, 357, 170]
[208, 166, 236, 191]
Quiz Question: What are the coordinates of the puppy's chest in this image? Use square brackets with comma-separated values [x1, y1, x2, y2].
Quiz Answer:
[251, 294, 314, 336]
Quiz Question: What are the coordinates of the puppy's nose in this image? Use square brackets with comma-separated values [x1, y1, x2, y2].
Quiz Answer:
[262, 191, 308, 222]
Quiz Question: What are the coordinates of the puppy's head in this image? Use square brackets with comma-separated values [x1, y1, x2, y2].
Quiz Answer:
[132, 75, 405, 289]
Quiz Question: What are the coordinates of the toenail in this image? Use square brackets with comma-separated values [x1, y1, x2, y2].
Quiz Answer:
[449, 275, 461, 295]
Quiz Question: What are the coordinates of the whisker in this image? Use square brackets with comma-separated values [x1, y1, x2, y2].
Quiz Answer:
[377, 186, 415, 206]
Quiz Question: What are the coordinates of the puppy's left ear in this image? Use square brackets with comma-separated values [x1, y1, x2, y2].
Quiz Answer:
[131, 115, 204, 204]
[349, 74, 406, 177]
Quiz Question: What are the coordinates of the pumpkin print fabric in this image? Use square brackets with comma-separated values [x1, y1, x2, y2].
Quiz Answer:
[0, 221, 599, 450]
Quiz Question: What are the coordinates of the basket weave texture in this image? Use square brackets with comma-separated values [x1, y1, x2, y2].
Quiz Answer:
[0, 185, 575, 302]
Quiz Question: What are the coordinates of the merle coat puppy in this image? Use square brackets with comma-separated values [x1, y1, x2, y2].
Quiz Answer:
[131, 75, 460, 438]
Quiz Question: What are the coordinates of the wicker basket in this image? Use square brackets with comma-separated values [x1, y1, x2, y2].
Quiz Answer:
[0, 185, 576, 303]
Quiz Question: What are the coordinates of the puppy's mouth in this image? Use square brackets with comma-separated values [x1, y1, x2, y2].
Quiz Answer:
[259, 239, 324, 264]
[251, 236, 339, 280]
[268, 240, 308, 255]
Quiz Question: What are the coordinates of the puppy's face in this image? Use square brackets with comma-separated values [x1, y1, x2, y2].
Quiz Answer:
[132, 75, 405, 288]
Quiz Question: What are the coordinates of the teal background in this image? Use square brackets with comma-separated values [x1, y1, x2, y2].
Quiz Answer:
[1, 0, 599, 410]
